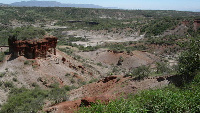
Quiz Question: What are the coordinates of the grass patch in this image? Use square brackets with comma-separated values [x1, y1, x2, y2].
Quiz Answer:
[67, 36, 88, 42]
[24, 60, 34, 65]
[0, 86, 70, 113]
[89, 78, 98, 83]
[64, 85, 77, 91]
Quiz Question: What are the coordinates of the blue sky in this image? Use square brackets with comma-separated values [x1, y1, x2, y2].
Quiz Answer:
[1, 0, 200, 12]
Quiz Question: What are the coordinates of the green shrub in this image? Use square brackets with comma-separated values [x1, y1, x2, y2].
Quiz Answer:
[128, 65, 151, 80]
[78, 97, 139, 113]
[0, 30, 9, 45]
[4, 81, 14, 88]
[67, 36, 88, 42]
[65, 73, 71, 77]
[78, 80, 86, 86]
[97, 62, 102, 66]
[64, 85, 71, 91]
[31, 82, 38, 87]
[48, 87, 69, 104]
[64, 85, 77, 91]
[24, 60, 35, 65]
[0, 88, 48, 113]
[0, 52, 5, 62]
[0, 81, 2, 87]
[70, 78, 75, 83]
[89, 78, 98, 83]
[156, 62, 171, 74]
[178, 38, 200, 81]
[24, 60, 29, 65]
[0, 86, 69, 113]
[5, 68, 8, 71]
[0, 72, 6, 77]
[112, 66, 119, 73]
[134, 84, 200, 112]
[12, 78, 17, 82]
[79, 46, 100, 52]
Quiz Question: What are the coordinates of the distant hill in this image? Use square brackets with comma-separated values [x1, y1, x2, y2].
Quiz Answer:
[0, 3, 9, 7]
[10, 0, 105, 8]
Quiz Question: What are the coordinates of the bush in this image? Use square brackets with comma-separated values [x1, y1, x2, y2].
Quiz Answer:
[64, 85, 71, 91]
[24, 60, 34, 65]
[0, 88, 48, 113]
[12, 78, 17, 82]
[97, 62, 102, 66]
[0, 52, 5, 62]
[178, 38, 200, 81]
[78, 80, 86, 86]
[0, 86, 69, 113]
[156, 62, 171, 74]
[64, 85, 77, 91]
[31, 82, 38, 87]
[24, 60, 29, 65]
[4, 81, 14, 88]
[48, 87, 69, 104]
[0, 72, 6, 77]
[65, 73, 71, 77]
[70, 78, 75, 83]
[79, 46, 99, 52]
[128, 65, 150, 80]
[134, 84, 200, 112]
[89, 78, 98, 83]
[67, 36, 88, 42]
[0, 81, 2, 87]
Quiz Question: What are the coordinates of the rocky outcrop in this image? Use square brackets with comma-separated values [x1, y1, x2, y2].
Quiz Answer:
[8, 36, 57, 59]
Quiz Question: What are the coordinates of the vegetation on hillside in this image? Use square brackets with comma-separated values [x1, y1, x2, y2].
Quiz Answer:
[78, 75, 200, 112]
[0, 85, 72, 113]
[78, 38, 200, 113]
[0, 26, 46, 45]
[178, 37, 200, 82]
[0, 7, 200, 35]
[141, 17, 180, 36]
[0, 37, 198, 113]
[10, 26, 46, 40]
[0, 7, 199, 113]
[1, 7, 199, 24]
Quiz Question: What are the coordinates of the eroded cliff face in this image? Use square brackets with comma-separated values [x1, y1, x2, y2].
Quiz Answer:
[8, 36, 57, 59]
[194, 19, 200, 31]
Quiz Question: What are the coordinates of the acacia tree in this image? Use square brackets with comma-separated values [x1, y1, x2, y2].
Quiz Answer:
[178, 37, 200, 81]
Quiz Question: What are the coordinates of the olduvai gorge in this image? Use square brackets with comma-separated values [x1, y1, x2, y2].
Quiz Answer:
[0, 2, 199, 113]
